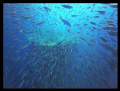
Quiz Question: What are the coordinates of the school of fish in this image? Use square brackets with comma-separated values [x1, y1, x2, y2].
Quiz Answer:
[3, 3, 117, 89]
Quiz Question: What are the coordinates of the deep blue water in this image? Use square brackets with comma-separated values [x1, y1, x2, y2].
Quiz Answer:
[3, 3, 118, 89]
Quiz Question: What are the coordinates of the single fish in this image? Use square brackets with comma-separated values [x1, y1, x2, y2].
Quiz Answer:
[31, 57, 36, 63]
[67, 28, 71, 32]
[109, 4, 118, 8]
[98, 40, 115, 52]
[14, 56, 22, 63]
[67, 72, 74, 82]
[73, 47, 78, 52]
[90, 21, 96, 25]
[56, 39, 66, 45]
[111, 38, 117, 42]
[94, 16, 99, 18]
[22, 31, 35, 34]
[44, 6, 51, 12]
[18, 80, 24, 88]
[37, 21, 45, 25]
[75, 23, 80, 26]
[100, 76, 111, 88]
[93, 26, 97, 29]
[14, 26, 22, 30]
[112, 50, 117, 57]
[13, 18, 21, 23]
[87, 79, 93, 87]
[74, 66, 79, 73]
[80, 36, 86, 42]
[23, 16, 31, 19]
[95, 48, 109, 57]
[83, 23, 87, 26]
[107, 23, 115, 26]
[17, 44, 29, 50]
[102, 26, 116, 31]
[61, 5, 73, 9]
[72, 15, 77, 17]
[30, 78, 35, 85]
[87, 42, 91, 46]
[106, 20, 113, 23]
[50, 63, 56, 70]
[25, 7, 30, 9]
[60, 17, 71, 26]
[25, 80, 29, 87]
[107, 30, 117, 36]
[96, 10, 105, 14]
[98, 35, 107, 42]
[21, 72, 27, 80]
[83, 57, 86, 62]
[91, 63, 97, 71]
[86, 6, 91, 9]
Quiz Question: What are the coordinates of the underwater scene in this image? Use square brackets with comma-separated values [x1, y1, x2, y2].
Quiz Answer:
[3, 3, 118, 89]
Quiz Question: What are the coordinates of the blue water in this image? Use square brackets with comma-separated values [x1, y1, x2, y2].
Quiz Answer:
[3, 3, 118, 89]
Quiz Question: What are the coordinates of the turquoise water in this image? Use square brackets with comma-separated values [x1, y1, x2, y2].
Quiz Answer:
[3, 3, 118, 88]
